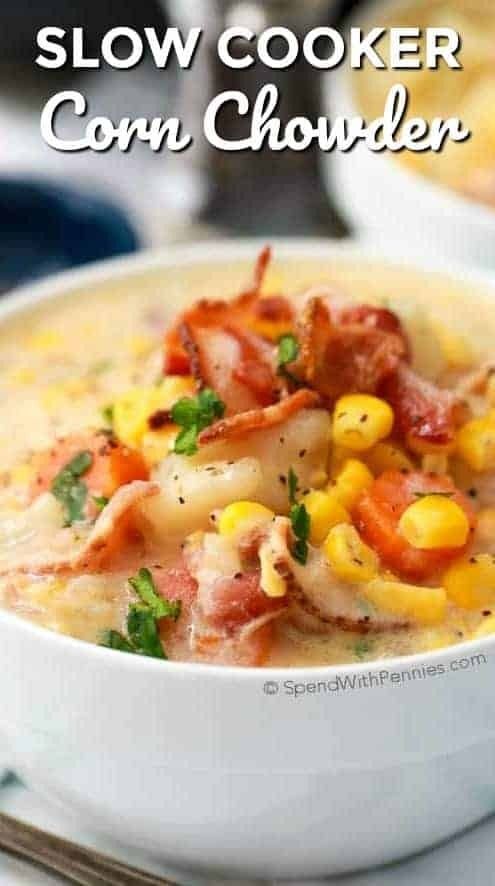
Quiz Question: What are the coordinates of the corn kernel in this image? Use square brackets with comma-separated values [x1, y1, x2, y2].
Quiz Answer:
[474, 614, 495, 638]
[218, 501, 274, 537]
[365, 440, 414, 475]
[302, 489, 350, 545]
[332, 395, 394, 452]
[333, 459, 373, 509]
[113, 376, 195, 449]
[457, 413, 495, 472]
[141, 428, 177, 468]
[27, 330, 62, 352]
[363, 578, 446, 625]
[9, 367, 35, 385]
[127, 334, 155, 358]
[443, 554, 495, 610]
[430, 319, 473, 369]
[398, 495, 469, 550]
[259, 541, 287, 598]
[10, 463, 35, 486]
[323, 523, 378, 583]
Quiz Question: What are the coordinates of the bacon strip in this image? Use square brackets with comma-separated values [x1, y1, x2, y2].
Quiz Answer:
[381, 363, 465, 452]
[294, 297, 407, 404]
[0, 482, 159, 577]
[198, 388, 320, 445]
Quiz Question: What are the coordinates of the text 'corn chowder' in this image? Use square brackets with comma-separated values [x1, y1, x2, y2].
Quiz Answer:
[2, 247, 495, 667]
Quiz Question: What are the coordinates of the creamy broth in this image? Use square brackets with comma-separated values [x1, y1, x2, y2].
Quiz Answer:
[1, 253, 495, 666]
[353, 0, 495, 208]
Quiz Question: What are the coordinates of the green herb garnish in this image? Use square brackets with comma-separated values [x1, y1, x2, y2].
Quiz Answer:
[287, 466, 310, 565]
[172, 387, 225, 456]
[101, 404, 114, 428]
[89, 359, 113, 376]
[93, 495, 109, 512]
[51, 450, 93, 525]
[354, 639, 372, 661]
[277, 334, 300, 384]
[100, 567, 181, 659]
[129, 567, 181, 620]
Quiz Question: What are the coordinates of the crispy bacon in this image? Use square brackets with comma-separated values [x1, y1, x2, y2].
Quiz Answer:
[294, 297, 407, 404]
[381, 363, 465, 453]
[164, 246, 275, 377]
[198, 388, 320, 446]
[0, 481, 160, 577]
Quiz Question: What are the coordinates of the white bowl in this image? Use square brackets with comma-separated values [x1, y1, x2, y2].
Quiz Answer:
[323, 0, 495, 268]
[2, 240, 495, 880]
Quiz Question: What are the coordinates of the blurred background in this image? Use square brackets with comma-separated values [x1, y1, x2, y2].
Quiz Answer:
[1, 0, 494, 285]
[0, 0, 363, 289]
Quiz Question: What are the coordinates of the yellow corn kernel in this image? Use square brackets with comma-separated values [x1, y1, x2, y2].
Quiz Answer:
[127, 334, 155, 358]
[332, 395, 394, 452]
[218, 501, 274, 537]
[113, 376, 195, 449]
[27, 329, 62, 352]
[443, 554, 495, 610]
[364, 440, 414, 475]
[474, 614, 495, 638]
[398, 496, 469, 550]
[323, 523, 378, 583]
[10, 463, 35, 486]
[259, 541, 287, 598]
[140, 428, 178, 468]
[302, 489, 350, 545]
[159, 375, 196, 405]
[430, 319, 473, 369]
[113, 387, 157, 449]
[456, 413, 495, 472]
[9, 367, 35, 385]
[363, 578, 446, 625]
[333, 459, 374, 509]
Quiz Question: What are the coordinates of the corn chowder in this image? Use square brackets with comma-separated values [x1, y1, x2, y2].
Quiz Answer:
[2, 249, 495, 667]
[353, 0, 495, 209]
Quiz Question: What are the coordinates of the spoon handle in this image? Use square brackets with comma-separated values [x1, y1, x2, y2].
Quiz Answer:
[0, 811, 177, 885]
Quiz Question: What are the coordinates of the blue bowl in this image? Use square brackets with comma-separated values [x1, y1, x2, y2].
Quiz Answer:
[0, 178, 139, 293]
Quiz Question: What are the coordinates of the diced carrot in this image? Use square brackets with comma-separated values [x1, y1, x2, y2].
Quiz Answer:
[30, 431, 149, 505]
[353, 470, 476, 581]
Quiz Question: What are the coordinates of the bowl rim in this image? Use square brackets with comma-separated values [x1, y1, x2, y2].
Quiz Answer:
[326, 0, 495, 228]
[3, 234, 495, 681]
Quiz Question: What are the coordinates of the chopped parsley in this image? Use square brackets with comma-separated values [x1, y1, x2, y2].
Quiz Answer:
[171, 387, 225, 456]
[101, 567, 181, 660]
[93, 495, 109, 512]
[277, 334, 300, 384]
[101, 404, 114, 428]
[287, 466, 310, 565]
[354, 639, 373, 660]
[89, 359, 113, 376]
[51, 450, 93, 525]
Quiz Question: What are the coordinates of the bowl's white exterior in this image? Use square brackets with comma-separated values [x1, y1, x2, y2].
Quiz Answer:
[1, 241, 495, 880]
[323, 0, 495, 269]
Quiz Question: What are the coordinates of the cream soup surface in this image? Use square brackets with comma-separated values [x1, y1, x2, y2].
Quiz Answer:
[1, 254, 495, 667]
